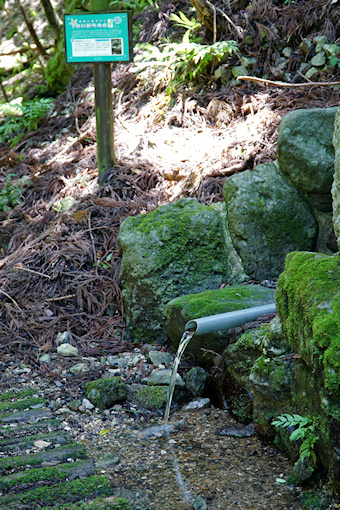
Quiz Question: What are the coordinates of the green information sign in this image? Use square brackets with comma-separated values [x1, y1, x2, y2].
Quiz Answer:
[64, 12, 133, 63]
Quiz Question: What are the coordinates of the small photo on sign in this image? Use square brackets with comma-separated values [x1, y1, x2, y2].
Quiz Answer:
[111, 38, 123, 55]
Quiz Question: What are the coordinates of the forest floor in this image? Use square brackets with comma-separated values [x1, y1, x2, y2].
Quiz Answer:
[0, 1, 340, 507]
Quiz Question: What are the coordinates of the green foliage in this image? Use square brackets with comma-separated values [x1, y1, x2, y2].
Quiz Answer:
[136, 39, 238, 93]
[0, 97, 53, 147]
[94, 252, 113, 269]
[272, 414, 318, 468]
[0, 173, 29, 212]
[170, 11, 201, 43]
[45, 38, 74, 94]
[109, 0, 157, 14]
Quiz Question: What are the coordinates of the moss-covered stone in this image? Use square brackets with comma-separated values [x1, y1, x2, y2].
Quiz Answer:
[0, 388, 39, 402]
[0, 475, 113, 507]
[276, 251, 340, 492]
[126, 383, 167, 410]
[277, 107, 337, 210]
[0, 397, 46, 415]
[276, 251, 340, 395]
[223, 163, 317, 279]
[117, 198, 247, 344]
[40, 496, 131, 510]
[85, 377, 127, 410]
[166, 283, 275, 365]
[332, 108, 340, 249]
[0, 460, 95, 491]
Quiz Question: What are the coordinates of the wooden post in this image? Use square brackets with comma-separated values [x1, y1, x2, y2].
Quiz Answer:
[90, 0, 116, 175]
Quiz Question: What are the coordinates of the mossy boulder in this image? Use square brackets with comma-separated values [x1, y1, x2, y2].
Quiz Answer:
[222, 317, 292, 434]
[276, 251, 340, 492]
[84, 378, 127, 410]
[223, 163, 317, 279]
[166, 283, 275, 365]
[277, 107, 338, 211]
[126, 384, 167, 410]
[117, 198, 247, 344]
[332, 108, 340, 250]
[276, 251, 340, 395]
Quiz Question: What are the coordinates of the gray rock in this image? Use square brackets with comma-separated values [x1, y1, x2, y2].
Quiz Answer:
[82, 398, 95, 410]
[332, 108, 340, 250]
[69, 363, 89, 375]
[107, 356, 128, 368]
[147, 369, 185, 388]
[185, 367, 208, 396]
[148, 350, 174, 366]
[224, 163, 317, 279]
[117, 198, 246, 344]
[277, 107, 338, 211]
[183, 397, 210, 410]
[56, 331, 70, 345]
[39, 354, 51, 363]
[57, 344, 79, 357]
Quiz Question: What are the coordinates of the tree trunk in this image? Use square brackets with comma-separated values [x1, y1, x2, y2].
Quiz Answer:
[40, 0, 62, 41]
[16, 0, 48, 58]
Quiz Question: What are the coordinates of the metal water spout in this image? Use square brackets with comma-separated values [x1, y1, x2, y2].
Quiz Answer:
[185, 303, 277, 335]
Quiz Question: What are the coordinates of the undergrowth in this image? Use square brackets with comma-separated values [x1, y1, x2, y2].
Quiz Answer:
[0, 97, 53, 147]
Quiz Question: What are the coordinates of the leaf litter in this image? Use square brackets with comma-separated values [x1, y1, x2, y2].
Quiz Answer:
[0, 0, 339, 378]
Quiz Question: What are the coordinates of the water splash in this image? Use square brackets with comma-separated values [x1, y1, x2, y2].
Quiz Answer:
[164, 329, 195, 424]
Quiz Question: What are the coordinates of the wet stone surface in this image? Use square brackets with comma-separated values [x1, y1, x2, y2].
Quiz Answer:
[78, 407, 304, 510]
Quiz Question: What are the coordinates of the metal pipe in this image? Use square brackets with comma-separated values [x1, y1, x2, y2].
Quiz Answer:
[185, 303, 276, 335]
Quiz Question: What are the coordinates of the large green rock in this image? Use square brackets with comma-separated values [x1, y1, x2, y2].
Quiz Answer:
[277, 107, 338, 211]
[332, 108, 340, 250]
[84, 377, 127, 410]
[276, 251, 340, 491]
[223, 163, 317, 279]
[117, 198, 246, 344]
[166, 283, 275, 364]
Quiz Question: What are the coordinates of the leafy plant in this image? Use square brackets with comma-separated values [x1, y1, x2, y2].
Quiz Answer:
[0, 97, 53, 147]
[170, 11, 201, 43]
[272, 414, 319, 468]
[93, 252, 113, 270]
[0, 173, 28, 212]
[136, 39, 238, 93]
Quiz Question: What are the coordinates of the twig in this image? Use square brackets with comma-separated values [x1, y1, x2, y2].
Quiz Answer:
[46, 294, 76, 302]
[206, 0, 217, 43]
[88, 212, 97, 264]
[13, 264, 52, 279]
[236, 75, 340, 88]
[0, 290, 22, 311]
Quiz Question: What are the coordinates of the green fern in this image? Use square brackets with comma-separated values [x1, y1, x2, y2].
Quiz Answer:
[0, 97, 53, 147]
[136, 39, 238, 93]
[272, 414, 319, 468]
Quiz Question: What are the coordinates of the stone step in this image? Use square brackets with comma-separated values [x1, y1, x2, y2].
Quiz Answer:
[0, 430, 71, 453]
[0, 407, 52, 424]
[0, 443, 87, 475]
[0, 388, 39, 402]
[0, 474, 113, 508]
[39, 496, 131, 510]
[0, 418, 61, 439]
[0, 397, 46, 415]
[0, 459, 96, 493]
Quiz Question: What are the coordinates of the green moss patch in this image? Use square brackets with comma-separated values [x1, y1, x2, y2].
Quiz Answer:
[0, 443, 87, 475]
[40, 495, 131, 510]
[0, 388, 39, 402]
[276, 252, 340, 395]
[85, 377, 127, 410]
[0, 475, 113, 507]
[0, 397, 46, 414]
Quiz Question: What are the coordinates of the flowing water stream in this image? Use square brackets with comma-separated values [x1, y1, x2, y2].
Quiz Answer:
[164, 330, 195, 425]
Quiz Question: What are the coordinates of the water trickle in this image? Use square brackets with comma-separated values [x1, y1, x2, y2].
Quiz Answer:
[164, 329, 195, 424]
